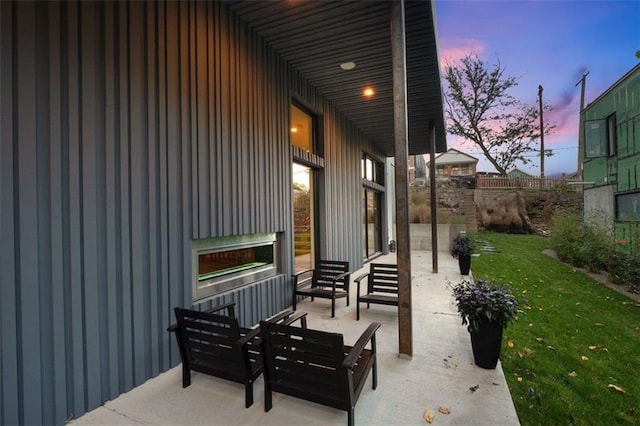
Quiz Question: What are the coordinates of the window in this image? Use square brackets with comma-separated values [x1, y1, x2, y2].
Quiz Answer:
[585, 114, 616, 158]
[361, 153, 384, 259]
[362, 153, 384, 184]
[290, 104, 315, 153]
[192, 234, 279, 301]
[293, 163, 315, 273]
[362, 189, 382, 258]
[607, 113, 617, 156]
[584, 119, 607, 158]
[616, 192, 640, 222]
[290, 100, 322, 273]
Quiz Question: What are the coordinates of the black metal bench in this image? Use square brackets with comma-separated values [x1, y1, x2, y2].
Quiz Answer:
[355, 263, 399, 320]
[292, 260, 351, 318]
[260, 319, 381, 426]
[168, 303, 306, 408]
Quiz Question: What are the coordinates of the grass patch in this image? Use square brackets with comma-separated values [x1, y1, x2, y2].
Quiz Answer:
[470, 232, 640, 425]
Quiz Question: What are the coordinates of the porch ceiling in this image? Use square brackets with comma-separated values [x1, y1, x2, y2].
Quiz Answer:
[226, 0, 447, 157]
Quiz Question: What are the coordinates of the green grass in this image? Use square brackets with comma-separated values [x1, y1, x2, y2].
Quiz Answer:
[470, 232, 640, 425]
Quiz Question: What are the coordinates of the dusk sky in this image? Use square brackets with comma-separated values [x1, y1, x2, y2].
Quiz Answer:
[435, 0, 640, 175]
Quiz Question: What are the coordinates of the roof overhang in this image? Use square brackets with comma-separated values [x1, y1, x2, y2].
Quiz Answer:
[225, 0, 447, 156]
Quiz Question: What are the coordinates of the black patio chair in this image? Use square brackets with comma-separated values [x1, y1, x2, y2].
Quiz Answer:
[260, 319, 381, 425]
[292, 259, 351, 317]
[168, 303, 306, 408]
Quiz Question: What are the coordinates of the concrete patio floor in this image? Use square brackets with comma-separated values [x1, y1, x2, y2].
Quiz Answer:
[71, 251, 520, 425]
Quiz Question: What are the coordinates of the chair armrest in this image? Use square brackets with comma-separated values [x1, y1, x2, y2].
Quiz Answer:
[238, 327, 261, 346]
[334, 270, 352, 281]
[325, 270, 352, 295]
[354, 272, 369, 284]
[168, 302, 236, 333]
[279, 311, 307, 328]
[293, 269, 314, 280]
[354, 272, 369, 296]
[265, 309, 306, 325]
[342, 322, 381, 369]
[204, 302, 236, 317]
[293, 269, 314, 291]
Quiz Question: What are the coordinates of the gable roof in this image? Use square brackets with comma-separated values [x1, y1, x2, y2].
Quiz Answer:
[507, 168, 532, 177]
[427, 148, 478, 166]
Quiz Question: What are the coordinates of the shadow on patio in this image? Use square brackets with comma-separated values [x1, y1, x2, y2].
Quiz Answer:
[71, 252, 519, 425]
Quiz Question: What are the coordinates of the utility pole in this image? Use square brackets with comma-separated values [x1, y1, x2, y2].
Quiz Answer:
[538, 85, 545, 178]
[575, 72, 589, 181]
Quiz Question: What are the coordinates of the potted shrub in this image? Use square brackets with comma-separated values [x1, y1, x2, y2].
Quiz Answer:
[451, 279, 519, 369]
[451, 233, 474, 275]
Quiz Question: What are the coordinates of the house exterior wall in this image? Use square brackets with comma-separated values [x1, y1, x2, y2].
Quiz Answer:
[581, 64, 640, 251]
[0, 2, 384, 424]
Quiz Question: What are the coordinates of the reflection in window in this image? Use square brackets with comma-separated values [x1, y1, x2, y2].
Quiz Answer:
[291, 104, 314, 153]
[362, 153, 383, 184]
[585, 119, 608, 158]
[362, 153, 384, 259]
[616, 192, 640, 222]
[293, 163, 314, 272]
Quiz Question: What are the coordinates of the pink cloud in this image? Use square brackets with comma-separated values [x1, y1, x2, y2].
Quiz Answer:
[438, 37, 487, 69]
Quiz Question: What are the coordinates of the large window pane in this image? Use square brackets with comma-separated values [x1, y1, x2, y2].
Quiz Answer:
[291, 104, 314, 153]
[585, 119, 607, 158]
[617, 192, 640, 222]
[293, 163, 314, 272]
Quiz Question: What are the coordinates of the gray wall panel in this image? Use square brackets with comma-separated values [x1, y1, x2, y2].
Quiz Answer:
[0, 3, 20, 423]
[0, 1, 387, 424]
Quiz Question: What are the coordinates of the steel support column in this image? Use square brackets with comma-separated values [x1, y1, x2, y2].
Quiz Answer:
[429, 122, 438, 272]
[391, 0, 412, 357]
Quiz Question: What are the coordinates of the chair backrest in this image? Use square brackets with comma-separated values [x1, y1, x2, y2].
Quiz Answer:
[260, 321, 352, 405]
[368, 263, 399, 294]
[174, 307, 246, 372]
[313, 260, 350, 290]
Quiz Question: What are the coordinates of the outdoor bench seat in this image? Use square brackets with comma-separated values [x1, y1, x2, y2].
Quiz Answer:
[355, 263, 399, 320]
[292, 259, 351, 318]
[260, 319, 381, 426]
[168, 303, 306, 408]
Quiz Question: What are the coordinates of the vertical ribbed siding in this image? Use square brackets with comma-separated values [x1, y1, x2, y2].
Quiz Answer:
[0, 1, 293, 424]
[0, 1, 388, 424]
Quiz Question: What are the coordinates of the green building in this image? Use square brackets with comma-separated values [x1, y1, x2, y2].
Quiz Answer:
[582, 63, 640, 252]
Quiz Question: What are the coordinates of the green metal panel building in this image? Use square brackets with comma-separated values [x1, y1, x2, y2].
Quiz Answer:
[582, 63, 640, 252]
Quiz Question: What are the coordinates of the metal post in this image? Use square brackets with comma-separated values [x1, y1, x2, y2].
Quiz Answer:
[538, 85, 545, 178]
[429, 122, 438, 273]
[575, 72, 589, 181]
[391, 0, 412, 357]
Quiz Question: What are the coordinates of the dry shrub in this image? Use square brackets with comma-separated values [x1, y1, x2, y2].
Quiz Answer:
[477, 192, 532, 233]
[410, 205, 430, 223]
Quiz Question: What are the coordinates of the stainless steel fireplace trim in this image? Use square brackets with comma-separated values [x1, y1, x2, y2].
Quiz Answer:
[192, 233, 279, 301]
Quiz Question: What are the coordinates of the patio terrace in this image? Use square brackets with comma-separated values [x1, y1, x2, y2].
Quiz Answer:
[71, 252, 519, 425]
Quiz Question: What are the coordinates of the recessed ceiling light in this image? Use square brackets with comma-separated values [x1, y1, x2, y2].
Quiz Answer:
[363, 87, 375, 97]
[340, 62, 356, 71]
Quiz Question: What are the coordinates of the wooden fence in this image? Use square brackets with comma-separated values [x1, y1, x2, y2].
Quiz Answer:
[476, 175, 580, 190]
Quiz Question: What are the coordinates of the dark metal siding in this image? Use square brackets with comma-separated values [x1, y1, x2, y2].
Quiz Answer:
[0, 1, 380, 424]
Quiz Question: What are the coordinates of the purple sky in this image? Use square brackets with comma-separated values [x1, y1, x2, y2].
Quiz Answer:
[435, 0, 640, 175]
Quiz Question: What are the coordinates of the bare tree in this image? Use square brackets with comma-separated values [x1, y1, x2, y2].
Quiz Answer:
[444, 54, 555, 175]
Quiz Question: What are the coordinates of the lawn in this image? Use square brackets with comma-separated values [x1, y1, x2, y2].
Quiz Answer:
[470, 232, 640, 425]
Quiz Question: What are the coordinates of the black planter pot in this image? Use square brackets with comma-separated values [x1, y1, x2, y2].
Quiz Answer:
[470, 321, 503, 369]
[458, 255, 471, 275]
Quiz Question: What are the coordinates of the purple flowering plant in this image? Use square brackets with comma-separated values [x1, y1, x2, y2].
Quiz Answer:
[450, 235, 474, 259]
[450, 279, 519, 332]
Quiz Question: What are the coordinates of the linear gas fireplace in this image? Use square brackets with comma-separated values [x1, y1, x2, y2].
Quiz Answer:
[192, 233, 279, 301]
